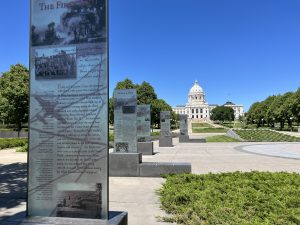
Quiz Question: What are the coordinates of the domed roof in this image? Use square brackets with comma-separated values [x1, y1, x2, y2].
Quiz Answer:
[189, 80, 203, 94]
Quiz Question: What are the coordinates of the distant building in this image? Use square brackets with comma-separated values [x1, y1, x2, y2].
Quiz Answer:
[172, 80, 244, 120]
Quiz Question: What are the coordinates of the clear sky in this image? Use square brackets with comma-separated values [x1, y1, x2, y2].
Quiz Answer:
[1, 0, 300, 111]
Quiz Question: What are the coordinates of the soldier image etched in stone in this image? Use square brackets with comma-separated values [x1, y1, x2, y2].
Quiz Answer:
[114, 89, 137, 153]
[159, 111, 173, 147]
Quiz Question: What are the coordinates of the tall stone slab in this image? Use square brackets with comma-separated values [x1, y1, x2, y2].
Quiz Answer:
[136, 105, 151, 142]
[113, 89, 137, 153]
[179, 114, 189, 142]
[29, 0, 108, 220]
[137, 105, 153, 155]
[159, 111, 173, 147]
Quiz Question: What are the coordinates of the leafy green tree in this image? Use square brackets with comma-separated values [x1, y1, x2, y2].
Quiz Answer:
[0, 64, 29, 135]
[137, 81, 157, 104]
[210, 106, 234, 122]
[115, 78, 137, 90]
[151, 99, 172, 129]
[290, 88, 300, 125]
[109, 98, 114, 125]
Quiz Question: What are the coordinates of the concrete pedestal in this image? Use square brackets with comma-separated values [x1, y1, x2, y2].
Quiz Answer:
[109, 153, 191, 177]
[140, 162, 191, 177]
[137, 142, 153, 155]
[159, 136, 173, 147]
[2, 211, 128, 225]
[179, 135, 190, 143]
[109, 153, 142, 177]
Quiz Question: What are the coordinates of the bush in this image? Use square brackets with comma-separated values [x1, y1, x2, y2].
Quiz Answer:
[159, 172, 300, 225]
[0, 138, 28, 150]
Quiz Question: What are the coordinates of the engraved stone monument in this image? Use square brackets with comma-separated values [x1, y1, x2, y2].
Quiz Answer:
[110, 89, 141, 177]
[137, 105, 153, 155]
[179, 114, 190, 142]
[113, 89, 137, 153]
[25, 0, 127, 224]
[159, 111, 173, 147]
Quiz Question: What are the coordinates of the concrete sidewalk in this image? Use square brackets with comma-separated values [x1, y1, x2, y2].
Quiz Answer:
[1, 139, 300, 224]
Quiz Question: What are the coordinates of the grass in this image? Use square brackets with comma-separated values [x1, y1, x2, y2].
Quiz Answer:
[192, 123, 213, 128]
[192, 127, 227, 133]
[0, 138, 28, 150]
[206, 135, 240, 142]
[234, 129, 300, 142]
[159, 172, 300, 225]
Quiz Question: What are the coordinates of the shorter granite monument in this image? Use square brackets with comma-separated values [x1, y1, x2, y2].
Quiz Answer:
[179, 114, 190, 142]
[159, 111, 173, 147]
[137, 105, 153, 155]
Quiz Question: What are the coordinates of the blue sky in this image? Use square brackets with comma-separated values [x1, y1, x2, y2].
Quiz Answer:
[1, 1, 300, 111]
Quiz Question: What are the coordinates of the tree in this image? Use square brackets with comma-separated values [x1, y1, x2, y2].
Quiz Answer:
[136, 81, 157, 104]
[290, 88, 300, 125]
[210, 106, 234, 122]
[109, 98, 114, 125]
[151, 99, 173, 129]
[0, 64, 29, 135]
[115, 78, 137, 90]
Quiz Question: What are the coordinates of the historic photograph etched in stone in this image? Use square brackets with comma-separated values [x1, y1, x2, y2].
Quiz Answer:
[35, 46, 76, 80]
[180, 114, 188, 136]
[31, 0, 106, 46]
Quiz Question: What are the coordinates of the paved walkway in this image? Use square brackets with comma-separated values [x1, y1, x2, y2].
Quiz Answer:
[1, 139, 300, 224]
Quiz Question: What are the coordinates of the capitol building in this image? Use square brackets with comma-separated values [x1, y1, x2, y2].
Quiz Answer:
[172, 80, 244, 120]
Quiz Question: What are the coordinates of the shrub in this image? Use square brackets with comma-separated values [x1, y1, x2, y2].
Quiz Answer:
[159, 172, 300, 225]
[0, 138, 28, 150]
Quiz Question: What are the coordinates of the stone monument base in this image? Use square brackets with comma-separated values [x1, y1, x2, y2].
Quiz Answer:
[109, 153, 142, 177]
[109, 153, 191, 177]
[159, 136, 173, 147]
[179, 135, 190, 143]
[2, 211, 128, 225]
[137, 142, 154, 155]
[140, 162, 191, 177]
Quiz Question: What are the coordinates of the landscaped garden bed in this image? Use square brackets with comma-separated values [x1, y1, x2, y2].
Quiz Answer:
[159, 172, 300, 225]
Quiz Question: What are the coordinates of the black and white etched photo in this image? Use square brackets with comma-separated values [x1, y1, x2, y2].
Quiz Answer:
[56, 183, 102, 219]
[115, 142, 129, 153]
[31, 0, 106, 46]
[35, 46, 76, 80]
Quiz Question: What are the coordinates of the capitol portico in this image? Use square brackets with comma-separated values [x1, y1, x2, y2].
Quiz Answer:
[173, 80, 244, 120]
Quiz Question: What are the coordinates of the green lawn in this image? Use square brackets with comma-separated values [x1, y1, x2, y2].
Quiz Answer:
[206, 135, 240, 142]
[159, 172, 300, 225]
[192, 123, 213, 128]
[234, 129, 300, 142]
[192, 127, 227, 133]
[0, 138, 28, 150]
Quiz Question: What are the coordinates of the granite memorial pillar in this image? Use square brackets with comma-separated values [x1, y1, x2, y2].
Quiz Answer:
[159, 111, 173, 147]
[137, 105, 153, 155]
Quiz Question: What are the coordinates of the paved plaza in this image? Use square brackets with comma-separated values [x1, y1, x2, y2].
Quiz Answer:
[1, 136, 300, 225]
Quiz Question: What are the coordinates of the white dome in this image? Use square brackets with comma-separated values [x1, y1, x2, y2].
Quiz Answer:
[189, 80, 203, 93]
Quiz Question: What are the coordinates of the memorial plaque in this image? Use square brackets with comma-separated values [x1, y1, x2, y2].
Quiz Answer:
[160, 111, 171, 137]
[179, 114, 188, 136]
[29, 0, 108, 219]
[137, 105, 151, 142]
[114, 89, 137, 153]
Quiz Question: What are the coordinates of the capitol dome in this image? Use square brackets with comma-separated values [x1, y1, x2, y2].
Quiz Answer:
[187, 80, 206, 105]
[189, 80, 203, 94]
